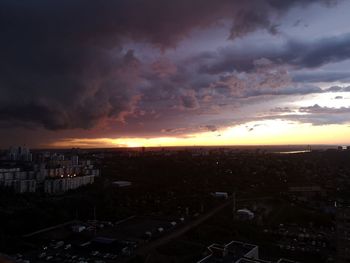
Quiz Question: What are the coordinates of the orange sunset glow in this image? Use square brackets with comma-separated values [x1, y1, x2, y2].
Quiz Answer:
[50, 121, 350, 148]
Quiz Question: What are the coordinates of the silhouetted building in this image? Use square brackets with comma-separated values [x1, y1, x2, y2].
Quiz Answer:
[337, 206, 350, 262]
[7, 146, 32, 161]
[44, 175, 95, 194]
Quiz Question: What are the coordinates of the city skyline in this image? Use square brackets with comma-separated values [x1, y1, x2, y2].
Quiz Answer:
[1, 0, 350, 148]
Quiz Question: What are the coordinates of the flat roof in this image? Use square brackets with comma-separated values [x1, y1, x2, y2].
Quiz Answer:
[237, 258, 271, 263]
[198, 241, 257, 263]
[277, 259, 298, 263]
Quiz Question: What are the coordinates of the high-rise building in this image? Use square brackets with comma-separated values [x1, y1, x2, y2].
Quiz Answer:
[71, 155, 79, 166]
[7, 146, 32, 161]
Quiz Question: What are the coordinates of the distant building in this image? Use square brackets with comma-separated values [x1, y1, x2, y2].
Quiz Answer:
[71, 155, 79, 165]
[0, 147, 100, 194]
[337, 146, 350, 151]
[44, 175, 95, 194]
[0, 167, 37, 193]
[0, 178, 37, 193]
[7, 146, 32, 161]
[14, 179, 37, 193]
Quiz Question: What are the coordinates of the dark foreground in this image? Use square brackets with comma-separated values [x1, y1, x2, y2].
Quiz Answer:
[1, 146, 349, 262]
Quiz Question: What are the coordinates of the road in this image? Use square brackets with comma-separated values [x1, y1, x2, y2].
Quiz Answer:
[136, 195, 272, 256]
[136, 196, 234, 255]
[23, 220, 80, 238]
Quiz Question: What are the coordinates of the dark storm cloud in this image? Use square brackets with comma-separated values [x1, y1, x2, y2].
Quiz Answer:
[292, 71, 350, 83]
[227, 0, 336, 39]
[245, 85, 350, 98]
[267, 104, 350, 125]
[276, 112, 350, 126]
[288, 34, 350, 68]
[180, 90, 200, 110]
[242, 85, 321, 98]
[0, 48, 141, 130]
[197, 33, 350, 75]
[271, 107, 293, 113]
[299, 104, 350, 114]
[0, 0, 338, 131]
[202, 125, 218, 132]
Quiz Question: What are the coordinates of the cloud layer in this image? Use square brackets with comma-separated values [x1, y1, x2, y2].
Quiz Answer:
[1, 0, 350, 146]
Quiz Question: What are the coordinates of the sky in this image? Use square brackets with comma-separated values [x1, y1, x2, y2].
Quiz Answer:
[1, 0, 350, 148]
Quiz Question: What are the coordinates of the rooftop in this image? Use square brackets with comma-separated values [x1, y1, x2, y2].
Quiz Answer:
[198, 241, 258, 263]
[236, 258, 271, 263]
